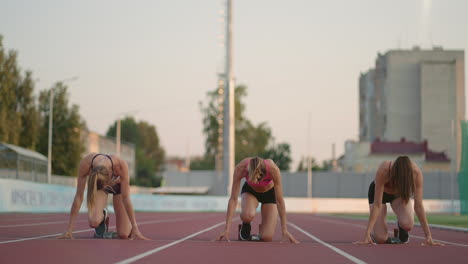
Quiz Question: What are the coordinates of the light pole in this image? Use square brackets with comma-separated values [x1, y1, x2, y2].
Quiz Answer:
[115, 110, 138, 156]
[307, 112, 312, 198]
[116, 119, 121, 156]
[223, 0, 235, 195]
[47, 76, 79, 184]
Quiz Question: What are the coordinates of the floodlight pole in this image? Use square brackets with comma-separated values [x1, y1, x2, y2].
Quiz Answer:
[223, 0, 235, 195]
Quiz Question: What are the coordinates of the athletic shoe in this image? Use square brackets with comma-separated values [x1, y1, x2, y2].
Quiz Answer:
[369, 233, 378, 244]
[94, 208, 109, 238]
[239, 222, 251, 241]
[397, 223, 409, 243]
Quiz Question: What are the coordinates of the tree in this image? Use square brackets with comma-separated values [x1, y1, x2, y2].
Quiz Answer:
[137, 121, 165, 173]
[37, 83, 86, 176]
[197, 84, 292, 170]
[189, 156, 215, 170]
[262, 143, 292, 171]
[296, 157, 332, 172]
[0, 36, 39, 148]
[17, 72, 40, 149]
[106, 117, 165, 187]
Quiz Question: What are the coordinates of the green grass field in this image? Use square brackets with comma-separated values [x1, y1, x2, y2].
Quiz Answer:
[329, 214, 468, 228]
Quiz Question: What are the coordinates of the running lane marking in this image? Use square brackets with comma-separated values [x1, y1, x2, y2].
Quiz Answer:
[0, 216, 70, 222]
[0, 220, 87, 228]
[0, 215, 167, 228]
[315, 216, 468, 247]
[115, 220, 229, 264]
[289, 222, 367, 264]
[0, 215, 216, 245]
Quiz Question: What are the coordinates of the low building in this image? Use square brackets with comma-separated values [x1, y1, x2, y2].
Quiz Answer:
[342, 138, 450, 172]
[0, 142, 47, 182]
[81, 130, 136, 179]
[164, 157, 190, 172]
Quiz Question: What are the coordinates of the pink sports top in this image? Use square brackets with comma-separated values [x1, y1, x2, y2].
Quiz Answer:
[244, 158, 273, 187]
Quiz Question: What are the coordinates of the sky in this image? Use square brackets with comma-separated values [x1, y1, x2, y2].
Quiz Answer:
[1, 0, 467, 171]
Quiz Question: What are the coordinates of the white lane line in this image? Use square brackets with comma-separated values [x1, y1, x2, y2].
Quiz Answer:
[316, 217, 468, 247]
[0, 216, 69, 222]
[289, 223, 366, 264]
[115, 221, 228, 264]
[0, 216, 215, 245]
[0, 215, 192, 228]
[407, 234, 468, 247]
[0, 228, 93, 244]
[0, 220, 87, 228]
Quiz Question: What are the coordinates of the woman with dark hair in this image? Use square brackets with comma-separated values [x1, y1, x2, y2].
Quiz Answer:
[355, 156, 443, 245]
[58, 153, 148, 240]
[216, 157, 299, 243]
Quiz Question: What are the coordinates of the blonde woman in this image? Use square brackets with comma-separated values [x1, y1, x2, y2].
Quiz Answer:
[58, 153, 148, 240]
[216, 157, 299, 243]
[354, 156, 443, 245]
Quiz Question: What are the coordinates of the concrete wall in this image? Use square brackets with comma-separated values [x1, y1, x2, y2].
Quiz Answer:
[379, 49, 464, 170]
[359, 70, 377, 141]
[0, 178, 458, 214]
[421, 61, 457, 154]
[384, 51, 422, 142]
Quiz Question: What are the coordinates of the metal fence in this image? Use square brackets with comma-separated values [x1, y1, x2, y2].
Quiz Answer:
[163, 170, 459, 199]
[0, 154, 47, 183]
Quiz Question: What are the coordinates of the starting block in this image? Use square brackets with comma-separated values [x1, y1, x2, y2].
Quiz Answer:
[384, 228, 402, 244]
[94, 231, 119, 239]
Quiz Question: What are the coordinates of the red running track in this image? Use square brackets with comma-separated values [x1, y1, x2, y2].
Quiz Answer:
[0, 212, 467, 264]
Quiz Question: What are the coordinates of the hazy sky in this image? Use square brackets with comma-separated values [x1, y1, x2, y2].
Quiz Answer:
[1, 0, 467, 170]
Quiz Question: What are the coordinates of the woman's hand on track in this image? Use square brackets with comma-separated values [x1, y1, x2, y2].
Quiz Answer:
[422, 237, 444, 246]
[281, 230, 300, 244]
[215, 231, 230, 241]
[130, 228, 150, 240]
[56, 231, 74, 239]
[353, 234, 375, 245]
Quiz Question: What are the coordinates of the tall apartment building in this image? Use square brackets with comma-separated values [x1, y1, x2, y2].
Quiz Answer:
[359, 47, 465, 170]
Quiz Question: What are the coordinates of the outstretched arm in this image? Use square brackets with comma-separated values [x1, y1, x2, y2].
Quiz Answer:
[216, 165, 242, 241]
[413, 165, 443, 246]
[57, 156, 90, 239]
[355, 162, 386, 244]
[118, 158, 149, 240]
[271, 162, 299, 244]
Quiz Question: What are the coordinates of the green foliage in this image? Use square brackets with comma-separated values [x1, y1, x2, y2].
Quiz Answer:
[197, 84, 292, 170]
[296, 157, 333, 172]
[37, 83, 86, 176]
[106, 117, 165, 187]
[0, 36, 39, 148]
[0, 35, 85, 177]
[262, 143, 292, 171]
[190, 155, 215, 170]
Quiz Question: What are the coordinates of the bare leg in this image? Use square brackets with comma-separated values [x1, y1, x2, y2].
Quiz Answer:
[240, 192, 259, 223]
[88, 191, 108, 228]
[391, 198, 414, 232]
[112, 194, 132, 239]
[259, 203, 278, 242]
[370, 204, 389, 243]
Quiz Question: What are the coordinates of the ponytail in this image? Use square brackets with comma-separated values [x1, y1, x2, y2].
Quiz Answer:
[87, 165, 108, 209]
[248, 157, 265, 184]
